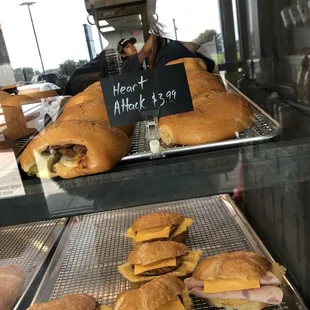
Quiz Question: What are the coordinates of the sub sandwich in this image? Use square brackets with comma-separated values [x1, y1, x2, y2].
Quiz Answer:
[118, 241, 202, 287]
[20, 120, 130, 179]
[113, 275, 192, 310]
[184, 251, 286, 310]
[126, 212, 193, 246]
[27, 294, 99, 310]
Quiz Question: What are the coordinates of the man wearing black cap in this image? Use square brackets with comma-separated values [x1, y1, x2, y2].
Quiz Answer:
[117, 36, 153, 74]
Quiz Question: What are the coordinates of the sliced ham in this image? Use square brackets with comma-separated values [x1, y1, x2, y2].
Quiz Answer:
[0, 265, 25, 310]
[184, 271, 281, 290]
[190, 286, 283, 305]
[260, 271, 281, 286]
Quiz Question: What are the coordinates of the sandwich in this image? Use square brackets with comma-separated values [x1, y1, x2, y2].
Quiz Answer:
[159, 92, 253, 146]
[126, 212, 193, 246]
[118, 241, 203, 288]
[184, 251, 286, 310]
[27, 294, 99, 309]
[61, 83, 132, 137]
[113, 275, 192, 310]
[20, 120, 130, 179]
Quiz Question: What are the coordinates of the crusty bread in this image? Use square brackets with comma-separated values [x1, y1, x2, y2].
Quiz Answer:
[114, 276, 192, 310]
[57, 101, 109, 123]
[193, 251, 271, 281]
[132, 213, 184, 233]
[64, 89, 103, 111]
[0, 90, 10, 102]
[128, 241, 188, 265]
[2, 95, 32, 106]
[20, 120, 130, 179]
[206, 298, 268, 310]
[27, 294, 97, 310]
[159, 92, 253, 145]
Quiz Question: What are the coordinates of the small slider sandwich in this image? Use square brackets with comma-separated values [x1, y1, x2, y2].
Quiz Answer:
[113, 276, 192, 310]
[27, 294, 99, 309]
[185, 251, 286, 310]
[118, 241, 203, 288]
[126, 212, 193, 246]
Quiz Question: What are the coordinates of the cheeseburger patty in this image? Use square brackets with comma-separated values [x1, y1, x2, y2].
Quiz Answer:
[136, 257, 182, 276]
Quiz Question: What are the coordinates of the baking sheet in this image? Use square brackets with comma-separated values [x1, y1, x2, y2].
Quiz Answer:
[0, 218, 67, 310]
[31, 195, 306, 309]
[122, 82, 281, 162]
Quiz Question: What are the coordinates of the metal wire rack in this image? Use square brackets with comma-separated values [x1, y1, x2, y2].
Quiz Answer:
[0, 218, 67, 309]
[31, 195, 306, 309]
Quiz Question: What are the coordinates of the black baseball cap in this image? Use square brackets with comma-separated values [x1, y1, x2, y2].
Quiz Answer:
[117, 37, 137, 54]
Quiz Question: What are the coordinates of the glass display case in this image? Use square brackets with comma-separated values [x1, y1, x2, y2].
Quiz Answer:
[0, 0, 310, 309]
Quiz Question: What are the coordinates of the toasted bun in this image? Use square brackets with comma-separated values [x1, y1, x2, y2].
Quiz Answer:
[20, 120, 130, 179]
[27, 294, 97, 310]
[114, 275, 191, 310]
[193, 251, 271, 281]
[23, 90, 58, 99]
[0, 90, 10, 102]
[159, 92, 253, 145]
[206, 298, 268, 310]
[128, 241, 188, 265]
[132, 213, 184, 233]
[2, 95, 32, 106]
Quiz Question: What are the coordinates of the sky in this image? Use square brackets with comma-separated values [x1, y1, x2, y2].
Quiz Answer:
[0, 0, 227, 71]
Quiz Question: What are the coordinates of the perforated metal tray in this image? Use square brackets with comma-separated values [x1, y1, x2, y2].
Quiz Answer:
[122, 82, 281, 162]
[31, 195, 306, 309]
[0, 218, 67, 310]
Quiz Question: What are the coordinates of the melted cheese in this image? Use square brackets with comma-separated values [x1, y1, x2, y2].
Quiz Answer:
[126, 227, 136, 239]
[156, 297, 185, 310]
[204, 278, 260, 294]
[135, 226, 171, 243]
[134, 258, 177, 275]
[170, 218, 193, 238]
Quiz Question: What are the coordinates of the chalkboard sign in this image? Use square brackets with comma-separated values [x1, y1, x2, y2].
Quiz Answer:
[101, 64, 193, 127]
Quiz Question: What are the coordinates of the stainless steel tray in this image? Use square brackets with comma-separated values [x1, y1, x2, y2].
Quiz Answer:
[0, 218, 67, 310]
[122, 82, 281, 162]
[31, 195, 306, 309]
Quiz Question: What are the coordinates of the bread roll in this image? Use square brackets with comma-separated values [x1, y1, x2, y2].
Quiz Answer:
[114, 275, 192, 310]
[193, 251, 271, 281]
[84, 81, 101, 92]
[27, 294, 97, 310]
[159, 92, 253, 145]
[128, 241, 188, 265]
[20, 120, 130, 179]
[132, 213, 184, 233]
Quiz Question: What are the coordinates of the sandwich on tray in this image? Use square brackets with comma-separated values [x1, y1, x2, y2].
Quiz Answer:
[112, 275, 192, 310]
[126, 212, 193, 246]
[118, 241, 202, 288]
[184, 251, 286, 310]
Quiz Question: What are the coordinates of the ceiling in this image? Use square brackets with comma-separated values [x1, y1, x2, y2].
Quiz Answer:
[105, 14, 142, 32]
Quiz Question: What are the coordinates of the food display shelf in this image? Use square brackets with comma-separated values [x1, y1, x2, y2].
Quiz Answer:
[30, 195, 306, 309]
[0, 218, 67, 309]
[122, 82, 281, 162]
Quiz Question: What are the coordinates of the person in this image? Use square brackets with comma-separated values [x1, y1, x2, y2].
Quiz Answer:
[117, 36, 153, 74]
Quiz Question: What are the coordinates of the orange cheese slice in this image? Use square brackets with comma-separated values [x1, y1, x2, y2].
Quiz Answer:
[134, 257, 177, 275]
[135, 226, 171, 243]
[170, 218, 193, 238]
[204, 278, 260, 294]
[156, 297, 185, 310]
